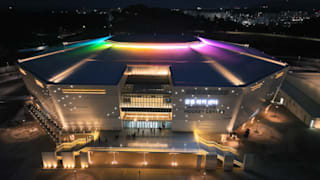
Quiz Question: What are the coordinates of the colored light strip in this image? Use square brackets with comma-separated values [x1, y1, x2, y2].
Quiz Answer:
[199, 37, 287, 66]
[62, 89, 106, 94]
[18, 36, 111, 63]
[108, 40, 203, 50]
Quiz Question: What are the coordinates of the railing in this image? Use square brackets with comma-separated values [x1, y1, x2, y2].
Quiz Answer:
[194, 131, 243, 167]
[194, 131, 239, 155]
[55, 131, 99, 152]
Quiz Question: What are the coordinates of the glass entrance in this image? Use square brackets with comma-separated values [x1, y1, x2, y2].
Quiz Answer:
[123, 121, 171, 129]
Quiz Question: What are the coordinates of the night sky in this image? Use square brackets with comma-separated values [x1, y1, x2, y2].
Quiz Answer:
[1, 0, 320, 10]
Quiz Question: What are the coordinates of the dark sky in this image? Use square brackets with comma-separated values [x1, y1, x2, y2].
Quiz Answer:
[1, 0, 320, 10]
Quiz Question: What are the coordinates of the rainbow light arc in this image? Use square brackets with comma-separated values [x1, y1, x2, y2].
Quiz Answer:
[106, 40, 204, 50]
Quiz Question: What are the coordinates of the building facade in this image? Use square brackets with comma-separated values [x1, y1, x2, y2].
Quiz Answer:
[18, 34, 288, 140]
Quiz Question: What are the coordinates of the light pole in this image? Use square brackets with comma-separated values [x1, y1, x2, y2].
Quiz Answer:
[74, 169, 77, 180]
[255, 119, 260, 133]
[203, 171, 207, 180]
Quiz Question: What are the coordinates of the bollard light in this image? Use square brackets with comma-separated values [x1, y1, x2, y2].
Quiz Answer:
[171, 162, 178, 167]
[111, 160, 118, 165]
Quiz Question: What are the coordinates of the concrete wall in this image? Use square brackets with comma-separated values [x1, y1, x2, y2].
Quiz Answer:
[171, 86, 243, 133]
[233, 68, 288, 131]
[20, 67, 61, 125]
[278, 90, 313, 127]
[41, 152, 57, 168]
[48, 84, 121, 131]
[171, 68, 287, 133]
[21, 64, 288, 133]
[0, 65, 17, 73]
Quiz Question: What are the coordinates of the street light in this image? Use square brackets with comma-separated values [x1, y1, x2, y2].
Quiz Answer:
[255, 119, 260, 133]
[74, 169, 77, 180]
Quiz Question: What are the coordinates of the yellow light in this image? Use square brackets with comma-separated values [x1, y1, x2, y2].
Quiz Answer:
[193, 130, 239, 155]
[275, 71, 284, 79]
[34, 78, 45, 88]
[18, 46, 80, 63]
[18, 68, 27, 75]
[53, 164, 57, 168]
[171, 162, 178, 166]
[128, 142, 168, 148]
[62, 88, 106, 94]
[251, 117, 255, 124]
[124, 65, 170, 76]
[93, 130, 100, 141]
[143, 161, 148, 166]
[202, 56, 245, 86]
[108, 40, 202, 50]
[48, 59, 88, 83]
[250, 82, 263, 91]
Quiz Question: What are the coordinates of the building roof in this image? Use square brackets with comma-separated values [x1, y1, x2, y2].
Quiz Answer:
[19, 34, 287, 87]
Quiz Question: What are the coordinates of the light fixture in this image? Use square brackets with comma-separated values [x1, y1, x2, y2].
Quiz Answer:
[171, 162, 178, 167]
[111, 160, 118, 165]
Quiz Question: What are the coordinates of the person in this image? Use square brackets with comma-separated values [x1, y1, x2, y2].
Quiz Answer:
[244, 128, 250, 138]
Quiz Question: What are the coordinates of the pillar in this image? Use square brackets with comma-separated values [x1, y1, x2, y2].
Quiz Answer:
[61, 152, 75, 169]
[196, 154, 202, 169]
[41, 152, 57, 168]
[80, 152, 89, 168]
[223, 154, 234, 171]
[243, 154, 255, 171]
[205, 153, 217, 171]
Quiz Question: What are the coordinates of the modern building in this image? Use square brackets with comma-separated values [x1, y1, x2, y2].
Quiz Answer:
[18, 34, 288, 142]
[277, 72, 320, 128]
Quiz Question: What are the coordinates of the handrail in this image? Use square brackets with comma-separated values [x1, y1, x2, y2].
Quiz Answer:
[194, 131, 239, 155]
[55, 131, 99, 152]
[194, 131, 243, 167]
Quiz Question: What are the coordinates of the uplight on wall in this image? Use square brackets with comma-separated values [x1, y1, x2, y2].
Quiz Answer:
[310, 120, 314, 128]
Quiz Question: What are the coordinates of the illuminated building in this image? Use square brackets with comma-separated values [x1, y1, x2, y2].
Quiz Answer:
[18, 34, 288, 142]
